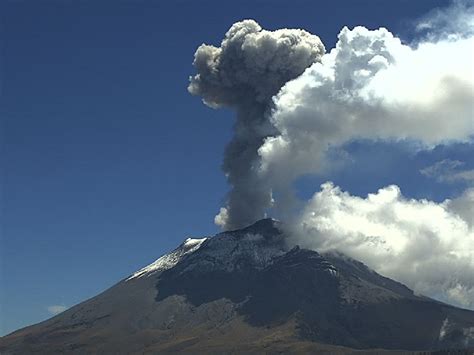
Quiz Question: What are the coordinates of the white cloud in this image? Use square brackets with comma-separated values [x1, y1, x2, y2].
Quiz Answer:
[445, 187, 474, 228]
[47, 305, 68, 315]
[421, 159, 474, 183]
[288, 182, 474, 309]
[259, 25, 474, 186]
[415, 0, 474, 40]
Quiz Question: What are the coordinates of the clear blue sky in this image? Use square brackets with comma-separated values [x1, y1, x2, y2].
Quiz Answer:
[3, 0, 472, 335]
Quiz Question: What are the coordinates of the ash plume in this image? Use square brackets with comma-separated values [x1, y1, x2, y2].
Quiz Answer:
[188, 19, 325, 230]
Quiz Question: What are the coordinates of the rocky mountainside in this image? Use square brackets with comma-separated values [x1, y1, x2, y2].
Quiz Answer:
[1, 219, 473, 354]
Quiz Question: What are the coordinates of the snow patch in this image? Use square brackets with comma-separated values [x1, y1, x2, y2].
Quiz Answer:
[439, 317, 449, 340]
[126, 237, 207, 281]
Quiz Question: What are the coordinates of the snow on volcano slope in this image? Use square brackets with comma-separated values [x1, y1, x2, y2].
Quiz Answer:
[127, 237, 207, 280]
[127, 219, 286, 280]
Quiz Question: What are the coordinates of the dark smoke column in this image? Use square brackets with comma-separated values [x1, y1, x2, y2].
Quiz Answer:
[189, 20, 325, 230]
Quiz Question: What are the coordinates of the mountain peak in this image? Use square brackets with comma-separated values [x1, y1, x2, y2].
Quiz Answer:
[128, 218, 283, 281]
[226, 217, 282, 236]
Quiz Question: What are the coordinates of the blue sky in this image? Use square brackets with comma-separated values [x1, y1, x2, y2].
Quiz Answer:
[2, 0, 472, 335]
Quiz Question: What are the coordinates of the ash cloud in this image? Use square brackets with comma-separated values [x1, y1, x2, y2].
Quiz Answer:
[188, 20, 325, 230]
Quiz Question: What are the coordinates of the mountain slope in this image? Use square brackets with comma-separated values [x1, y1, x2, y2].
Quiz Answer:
[1, 219, 473, 354]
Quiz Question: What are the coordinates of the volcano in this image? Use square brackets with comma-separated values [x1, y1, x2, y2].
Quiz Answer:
[1, 219, 473, 354]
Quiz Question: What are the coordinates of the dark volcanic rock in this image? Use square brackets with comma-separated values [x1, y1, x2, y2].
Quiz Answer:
[1, 219, 473, 354]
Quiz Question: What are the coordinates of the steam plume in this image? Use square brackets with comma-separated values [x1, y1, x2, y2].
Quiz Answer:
[260, 25, 474, 188]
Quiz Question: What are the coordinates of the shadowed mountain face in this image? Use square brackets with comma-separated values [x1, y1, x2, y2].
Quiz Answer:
[1, 219, 473, 354]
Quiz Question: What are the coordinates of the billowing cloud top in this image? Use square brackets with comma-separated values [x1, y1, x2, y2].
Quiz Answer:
[260, 25, 474, 181]
[189, 19, 325, 106]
